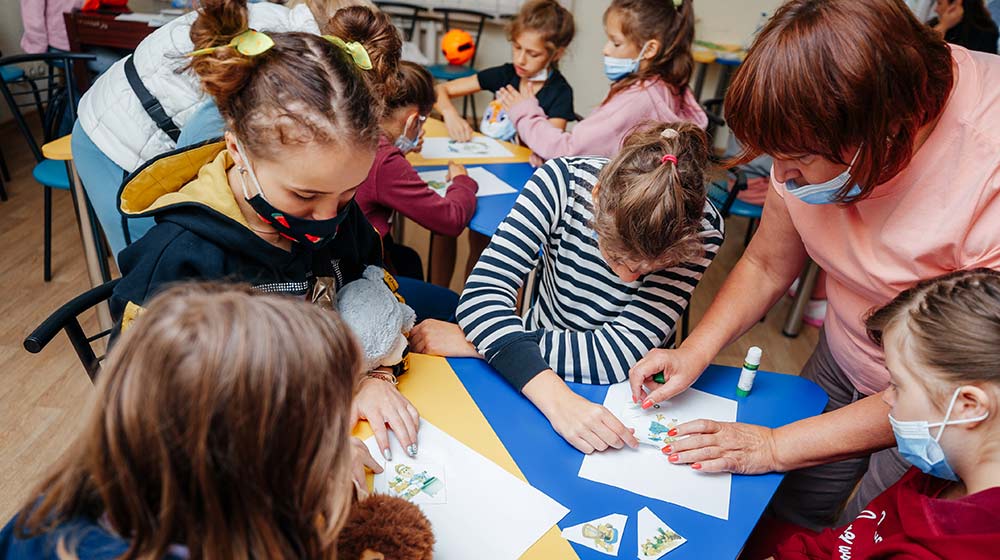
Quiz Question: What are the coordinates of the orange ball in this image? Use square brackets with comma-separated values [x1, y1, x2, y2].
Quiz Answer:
[441, 29, 475, 66]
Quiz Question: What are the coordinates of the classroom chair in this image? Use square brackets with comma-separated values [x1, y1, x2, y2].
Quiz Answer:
[0, 52, 98, 281]
[0, 50, 25, 199]
[375, 1, 425, 42]
[425, 7, 491, 124]
[24, 279, 119, 381]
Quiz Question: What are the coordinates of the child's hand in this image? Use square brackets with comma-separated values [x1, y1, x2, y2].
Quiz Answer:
[410, 319, 480, 358]
[350, 437, 383, 489]
[524, 371, 639, 453]
[446, 161, 467, 181]
[354, 376, 421, 461]
[497, 84, 534, 111]
[444, 113, 474, 142]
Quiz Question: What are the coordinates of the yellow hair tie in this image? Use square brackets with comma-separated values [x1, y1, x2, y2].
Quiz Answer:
[187, 29, 275, 58]
[323, 35, 373, 70]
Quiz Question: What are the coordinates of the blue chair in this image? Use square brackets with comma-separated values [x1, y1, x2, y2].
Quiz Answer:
[708, 176, 763, 247]
[0, 52, 99, 281]
[425, 7, 491, 124]
[0, 53, 25, 195]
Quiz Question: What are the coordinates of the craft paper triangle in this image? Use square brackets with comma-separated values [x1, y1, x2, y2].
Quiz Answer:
[637, 507, 686, 559]
[560, 513, 627, 556]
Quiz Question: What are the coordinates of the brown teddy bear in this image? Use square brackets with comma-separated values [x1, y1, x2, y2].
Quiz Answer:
[337, 494, 435, 560]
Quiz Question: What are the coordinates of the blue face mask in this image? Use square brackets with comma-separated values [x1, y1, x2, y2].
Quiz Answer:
[889, 387, 989, 481]
[393, 113, 426, 155]
[603, 42, 648, 82]
[783, 149, 862, 204]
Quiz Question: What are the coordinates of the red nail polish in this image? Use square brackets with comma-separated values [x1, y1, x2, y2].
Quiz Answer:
[641, 400, 653, 410]
[661, 445, 672, 454]
[668, 453, 679, 462]
[667, 428, 678, 437]
[632, 395, 637, 404]
[692, 463, 702, 470]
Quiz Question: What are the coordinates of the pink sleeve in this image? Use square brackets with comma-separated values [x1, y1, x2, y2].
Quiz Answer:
[19, 0, 48, 53]
[507, 97, 616, 159]
[375, 150, 478, 238]
[960, 173, 1000, 268]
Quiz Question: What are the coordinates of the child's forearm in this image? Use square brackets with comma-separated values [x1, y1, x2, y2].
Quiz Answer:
[434, 83, 460, 118]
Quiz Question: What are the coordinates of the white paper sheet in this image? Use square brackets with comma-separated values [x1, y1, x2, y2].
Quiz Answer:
[560, 513, 627, 556]
[578, 383, 738, 520]
[367, 420, 568, 559]
[420, 136, 514, 159]
[418, 166, 517, 198]
[637, 507, 686, 559]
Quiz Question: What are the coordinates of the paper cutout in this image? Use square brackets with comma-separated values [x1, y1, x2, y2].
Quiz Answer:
[637, 507, 685, 559]
[621, 401, 680, 447]
[578, 382, 738, 519]
[420, 137, 514, 160]
[367, 420, 569, 559]
[380, 461, 446, 504]
[560, 513, 627, 556]
[418, 166, 518, 198]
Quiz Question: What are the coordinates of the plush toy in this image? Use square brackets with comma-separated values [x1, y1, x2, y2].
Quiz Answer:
[337, 494, 435, 560]
[336, 266, 415, 372]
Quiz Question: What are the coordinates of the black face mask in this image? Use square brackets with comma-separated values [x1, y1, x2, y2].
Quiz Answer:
[235, 139, 351, 248]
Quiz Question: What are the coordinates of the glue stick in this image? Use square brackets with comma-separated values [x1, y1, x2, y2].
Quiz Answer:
[735, 347, 762, 397]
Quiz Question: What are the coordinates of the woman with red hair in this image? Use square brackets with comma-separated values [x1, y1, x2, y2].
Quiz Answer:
[629, 0, 1000, 530]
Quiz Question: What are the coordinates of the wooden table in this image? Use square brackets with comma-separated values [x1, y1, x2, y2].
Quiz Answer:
[63, 0, 175, 90]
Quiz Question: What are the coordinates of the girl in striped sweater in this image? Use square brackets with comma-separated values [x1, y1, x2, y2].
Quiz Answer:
[411, 122, 723, 453]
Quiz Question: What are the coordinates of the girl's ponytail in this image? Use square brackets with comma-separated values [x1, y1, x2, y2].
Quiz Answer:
[188, 0, 256, 108]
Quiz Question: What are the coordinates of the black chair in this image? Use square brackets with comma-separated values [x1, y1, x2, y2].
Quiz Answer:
[24, 279, 119, 382]
[426, 7, 492, 124]
[0, 52, 106, 281]
[375, 1, 425, 42]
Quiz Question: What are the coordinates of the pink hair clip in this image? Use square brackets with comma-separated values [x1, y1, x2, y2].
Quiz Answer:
[661, 154, 678, 165]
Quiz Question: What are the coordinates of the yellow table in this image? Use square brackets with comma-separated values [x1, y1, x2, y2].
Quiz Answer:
[406, 117, 532, 167]
[353, 354, 577, 559]
[42, 134, 112, 330]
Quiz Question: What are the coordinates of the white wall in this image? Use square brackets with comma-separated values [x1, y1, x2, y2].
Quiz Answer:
[464, 0, 783, 117]
[0, 1, 26, 123]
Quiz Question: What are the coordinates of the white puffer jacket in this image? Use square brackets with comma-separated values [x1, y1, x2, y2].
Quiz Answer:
[78, 3, 319, 172]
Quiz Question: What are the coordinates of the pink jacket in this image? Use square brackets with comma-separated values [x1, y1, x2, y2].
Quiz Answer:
[507, 78, 707, 160]
[20, 0, 82, 53]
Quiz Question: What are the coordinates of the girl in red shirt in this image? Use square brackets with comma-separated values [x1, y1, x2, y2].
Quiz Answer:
[765, 268, 1000, 559]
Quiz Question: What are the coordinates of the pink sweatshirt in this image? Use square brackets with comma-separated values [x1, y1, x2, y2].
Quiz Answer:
[507, 78, 708, 160]
[20, 0, 82, 53]
[356, 137, 478, 239]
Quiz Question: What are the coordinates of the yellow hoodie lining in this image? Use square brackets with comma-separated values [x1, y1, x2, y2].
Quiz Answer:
[118, 141, 251, 228]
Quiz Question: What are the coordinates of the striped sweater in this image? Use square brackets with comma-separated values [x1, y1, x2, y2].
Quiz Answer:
[456, 157, 725, 390]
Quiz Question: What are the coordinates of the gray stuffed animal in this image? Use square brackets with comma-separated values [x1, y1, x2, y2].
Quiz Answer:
[336, 266, 416, 372]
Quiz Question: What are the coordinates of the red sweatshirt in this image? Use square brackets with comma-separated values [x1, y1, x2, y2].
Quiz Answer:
[356, 136, 478, 239]
[773, 468, 1000, 560]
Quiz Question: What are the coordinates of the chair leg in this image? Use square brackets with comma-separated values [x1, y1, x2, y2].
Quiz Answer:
[469, 94, 478, 127]
[44, 187, 53, 282]
[0, 175, 7, 202]
[0, 145, 10, 182]
[743, 218, 757, 247]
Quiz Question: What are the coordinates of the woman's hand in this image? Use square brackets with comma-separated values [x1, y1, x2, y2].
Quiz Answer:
[353, 376, 421, 461]
[628, 347, 712, 406]
[497, 84, 535, 112]
[443, 113, 474, 142]
[446, 160, 468, 181]
[529, 153, 545, 168]
[661, 419, 782, 474]
[350, 437, 383, 489]
[410, 319, 480, 358]
[524, 370, 639, 453]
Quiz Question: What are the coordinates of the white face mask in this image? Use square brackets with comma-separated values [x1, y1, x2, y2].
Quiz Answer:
[526, 66, 550, 82]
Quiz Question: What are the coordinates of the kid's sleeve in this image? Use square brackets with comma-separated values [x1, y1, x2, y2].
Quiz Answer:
[375, 149, 478, 237]
[455, 160, 567, 391]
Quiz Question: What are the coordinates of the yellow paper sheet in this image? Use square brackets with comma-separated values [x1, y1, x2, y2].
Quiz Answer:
[406, 118, 532, 167]
[353, 353, 576, 559]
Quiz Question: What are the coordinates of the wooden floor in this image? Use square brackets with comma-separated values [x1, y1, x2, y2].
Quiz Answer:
[0, 128, 818, 520]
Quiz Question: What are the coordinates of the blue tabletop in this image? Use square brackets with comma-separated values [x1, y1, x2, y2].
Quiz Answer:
[414, 162, 535, 237]
[447, 358, 828, 560]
